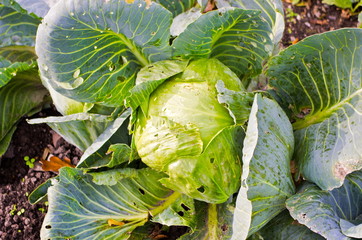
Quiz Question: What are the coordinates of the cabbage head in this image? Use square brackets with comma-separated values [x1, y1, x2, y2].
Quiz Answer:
[134, 58, 248, 203]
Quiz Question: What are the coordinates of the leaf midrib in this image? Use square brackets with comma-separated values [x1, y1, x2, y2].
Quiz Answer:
[293, 88, 362, 130]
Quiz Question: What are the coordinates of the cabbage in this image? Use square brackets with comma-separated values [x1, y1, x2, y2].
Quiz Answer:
[134, 58, 248, 203]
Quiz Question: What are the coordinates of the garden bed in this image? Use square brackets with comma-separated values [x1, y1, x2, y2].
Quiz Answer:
[0, 0, 359, 239]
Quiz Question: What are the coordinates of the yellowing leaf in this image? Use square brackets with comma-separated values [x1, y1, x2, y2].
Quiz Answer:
[40, 156, 75, 172]
[107, 219, 125, 227]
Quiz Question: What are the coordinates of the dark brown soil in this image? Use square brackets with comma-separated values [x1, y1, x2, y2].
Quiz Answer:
[0, 1, 359, 239]
[282, 0, 359, 47]
[0, 108, 82, 240]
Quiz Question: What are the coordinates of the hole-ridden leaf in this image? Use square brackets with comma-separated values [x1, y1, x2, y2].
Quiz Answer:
[155, 0, 197, 17]
[152, 194, 197, 230]
[160, 125, 244, 204]
[36, 0, 173, 107]
[232, 94, 295, 239]
[216, 0, 285, 51]
[267, 29, 362, 190]
[41, 167, 195, 239]
[286, 170, 362, 240]
[178, 200, 235, 240]
[255, 210, 325, 240]
[172, 8, 273, 85]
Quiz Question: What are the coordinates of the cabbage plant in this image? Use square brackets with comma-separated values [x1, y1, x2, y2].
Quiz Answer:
[8, 0, 361, 239]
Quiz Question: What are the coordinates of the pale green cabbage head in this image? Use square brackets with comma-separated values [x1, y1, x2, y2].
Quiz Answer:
[134, 58, 246, 203]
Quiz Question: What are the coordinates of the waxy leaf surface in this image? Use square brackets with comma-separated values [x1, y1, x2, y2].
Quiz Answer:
[36, 0, 172, 106]
[268, 29, 362, 190]
[41, 167, 194, 239]
[232, 94, 295, 239]
[286, 171, 362, 240]
[172, 8, 273, 85]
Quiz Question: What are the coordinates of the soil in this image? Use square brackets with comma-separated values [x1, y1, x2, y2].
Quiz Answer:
[0, 1, 359, 239]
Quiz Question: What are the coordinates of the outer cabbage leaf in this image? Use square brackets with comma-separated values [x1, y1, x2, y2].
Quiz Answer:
[267, 29, 362, 190]
[340, 218, 362, 238]
[155, 0, 197, 17]
[77, 109, 131, 168]
[41, 167, 194, 239]
[179, 201, 235, 240]
[231, 94, 295, 239]
[36, 0, 172, 107]
[0, 3, 40, 48]
[0, 69, 48, 158]
[286, 171, 362, 240]
[170, 7, 202, 37]
[28, 113, 114, 152]
[216, 80, 254, 125]
[256, 210, 325, 240]
[0, 125, 16, 158]
[216, 0, 285, 50]
[172, 8, 273, 85]
[0, 57, 36, 87]
[8, 0, 60, 18]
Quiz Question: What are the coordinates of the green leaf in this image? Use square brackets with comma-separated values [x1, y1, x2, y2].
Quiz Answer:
[152, 194, 197, 230]
[322, 0, 352, 9]
[28, 178, 55, 204]
[256, 210, 326, 240]
[0, 45, 37, 63]
[0, 69, 48, 152]
[0, 4, 40, 48]
[155, 0, 197, 17]
[41, 167, 186, 239]
[0, 125, 16, 159]
[232, 94, 295, 239]
[170, 7, 202, 37]
[28, 113, 115, 152]
[197, 0, 208, 9]
[77, 109, 131, 168]
[286, 171, 362, 240]
[160, 126, 244, 204]
[0, 57, 36, 87]
[216, 80, 254, 125]
[172, 8, 273, 85]
[216, 0, 285, 49]
[9, 0, 59, 18]
[88, 168, 139, 186]
[135, 116, 203, 171]
[36, 0, 173, 107]
[267, 29, 362, 190]
[126, 60, 189, 115]
[179, 200, 234, 240]
[340, 218, 362, 238]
